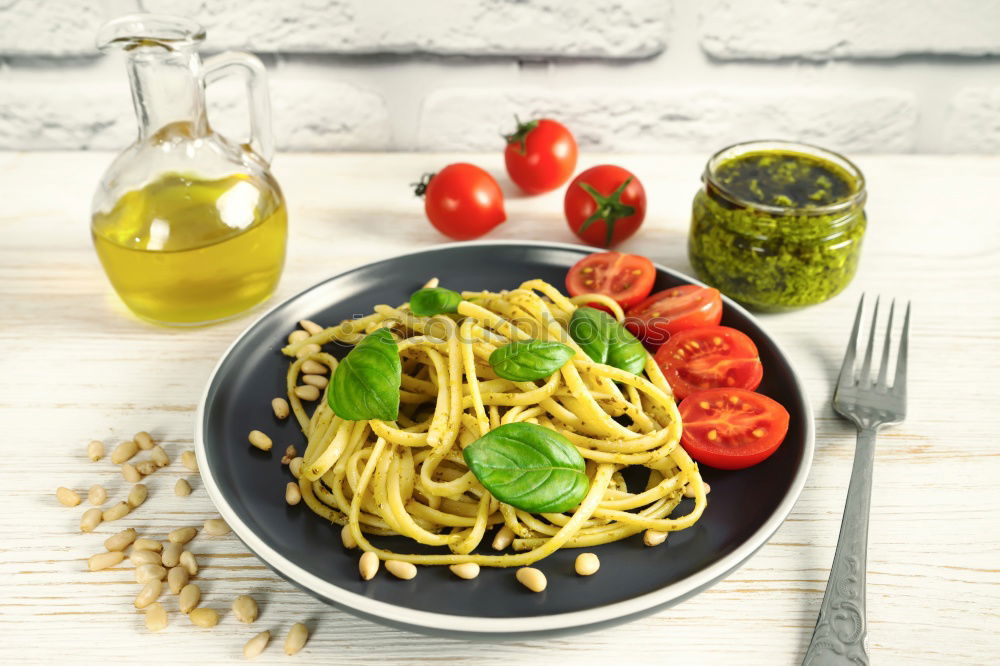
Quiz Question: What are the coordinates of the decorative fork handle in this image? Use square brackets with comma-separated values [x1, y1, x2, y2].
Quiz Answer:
[803, 427, 877, 666]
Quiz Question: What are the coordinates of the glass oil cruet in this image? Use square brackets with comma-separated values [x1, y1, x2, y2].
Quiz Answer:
[92, 14, 287, 325]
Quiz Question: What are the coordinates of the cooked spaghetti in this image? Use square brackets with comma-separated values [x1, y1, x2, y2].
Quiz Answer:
[280, 278, 707, 567]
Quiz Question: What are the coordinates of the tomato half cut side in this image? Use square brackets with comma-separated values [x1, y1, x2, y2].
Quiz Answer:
[565, 252, 656, 310]
[625, 285, 723, 349]
[678, 388, 790, 470]
[654, 326, 763, 400]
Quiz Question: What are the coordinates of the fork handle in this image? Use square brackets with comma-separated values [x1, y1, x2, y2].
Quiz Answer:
[802, 427, 877, 666]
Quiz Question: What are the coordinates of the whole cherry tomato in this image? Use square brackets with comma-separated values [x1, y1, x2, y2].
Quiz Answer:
[564, 165, 646, 247]
[414, 163, 506, 240]
[504, 117, 578, 195]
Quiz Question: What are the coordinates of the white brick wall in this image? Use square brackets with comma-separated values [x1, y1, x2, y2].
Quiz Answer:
[0, 0, 997, 152]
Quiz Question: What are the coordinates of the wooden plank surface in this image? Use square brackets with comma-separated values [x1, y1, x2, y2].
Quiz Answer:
[0, 152, 998, 664]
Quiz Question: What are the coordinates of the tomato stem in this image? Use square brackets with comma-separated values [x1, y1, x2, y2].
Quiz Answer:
[576, 177, 636, 247]
[502, 115, 539, 156]
[411, 172, 435, 198]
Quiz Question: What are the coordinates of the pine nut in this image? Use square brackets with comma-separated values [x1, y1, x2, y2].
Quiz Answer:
[121, 463, 141, 483]
[145, 602, 168, 632]
[168, 526, 197, 545]
[683, 480, 711, 498]
[204, 518, 230, 536]
[271, 397, 290, 419]
[340, 524, 357, 549]
[189, 607, 219, 628]
[575, 552, 600, 576]
[359, 551, 379, 580]
[150, 445, 170, 467]
[248, 430, 272, 451]
[88, 484, 107, 506]
[80, 508, 103, 532]
[288, 329, 310, 344]
[492, 526, 514, 551]
[104, 527, 136, 552]
[385, 560, 417, 580]
[175, 478, 192, 496]
[134, 431, 154, 450]
[243, 630, 271, 658]
[162, 543, 182, 568]
[56, 487, 80, 507]
[135, 461, 157, 477]
[127, 483, 148, 508]
[301, 374, 328, 389]
[449, 562, 481, 580]
[295, 343, 321, 359]
[284, 622, 309, 655]
[133, 538, 162, 552]
[643, 529, 668, 547]
[135, 563, 167, 583]
[130, 549, 162, 566]
[87, 439, 105, 462]
[704, 482, 711, 495]
[289, 457, 303, 479]
[300, 359, 328, 375]
[178, 583, 201, 613]
[111, 440, 139, 464]
[232, 594, 259, 623]
[285, 482, 301, 505]
[516, 567, 547, 592]
[180, 550, 198, 576]
[103, 501, 131, 522]
[293, 385, 320, 401]
[300, 319, 323, 335]
[134, 580, 162, 609]
[88, 550, 124, 571]
[181, 450, 199, 472]
[168, 566, 189, 593]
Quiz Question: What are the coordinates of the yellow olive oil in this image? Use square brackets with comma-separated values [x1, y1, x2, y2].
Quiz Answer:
[92, 172, 287, 325]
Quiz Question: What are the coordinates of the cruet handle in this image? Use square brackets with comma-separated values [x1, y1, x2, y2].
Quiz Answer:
[202, 51, 275, 164]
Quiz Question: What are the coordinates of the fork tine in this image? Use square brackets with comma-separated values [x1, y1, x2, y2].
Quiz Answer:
[892, 301, 911, 396]
[858, 296, 880, 387]
[837, 295, 865, 389]
[876, 299, 896, 389]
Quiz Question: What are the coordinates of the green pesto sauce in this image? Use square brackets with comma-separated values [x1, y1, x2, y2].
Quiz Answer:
[689, 149, 866, 311]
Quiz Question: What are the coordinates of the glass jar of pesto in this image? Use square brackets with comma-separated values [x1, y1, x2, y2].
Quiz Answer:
[689, 140, 867, 311]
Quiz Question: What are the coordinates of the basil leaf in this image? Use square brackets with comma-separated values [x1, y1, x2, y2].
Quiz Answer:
[410, 287, 462, 316]
[489, 339, 575, 382]
[569, 306, 647, 375]
[462, 422, 589, 513]
[327, 328, 401, 420]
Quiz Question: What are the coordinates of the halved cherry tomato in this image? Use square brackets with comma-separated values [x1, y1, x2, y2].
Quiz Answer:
[564, 165, 646, 247]
[678, 388, 790, 470]
[565, 252, 656, 310]
[504, 117, 578, 194]
[414, 163, 505, 240]
[625, 285, 723, 349]
[654, 326, 763, 400]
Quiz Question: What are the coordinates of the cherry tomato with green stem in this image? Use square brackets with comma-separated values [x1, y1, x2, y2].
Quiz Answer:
[504, 117, 578, 194]
[413, 163, 506, 240]
[564, 165, 646, 248]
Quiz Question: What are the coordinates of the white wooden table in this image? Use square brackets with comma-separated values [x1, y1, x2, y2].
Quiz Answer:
[1, 152, 998, 664]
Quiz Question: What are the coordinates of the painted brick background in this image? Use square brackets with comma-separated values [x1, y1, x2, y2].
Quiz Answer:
[0, 0, 998, 152]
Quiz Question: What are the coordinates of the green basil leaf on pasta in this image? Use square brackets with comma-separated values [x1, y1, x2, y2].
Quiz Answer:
[462, 422, 589, 513]
[569, 306, 647, 375]
[409, 287, 462, 316]
[606, 322, 648, 375]
[327, 328, 401, 420]
[489, 339, 575, 382]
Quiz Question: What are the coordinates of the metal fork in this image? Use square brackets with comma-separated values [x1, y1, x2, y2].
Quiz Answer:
[802, 296, 910, 666]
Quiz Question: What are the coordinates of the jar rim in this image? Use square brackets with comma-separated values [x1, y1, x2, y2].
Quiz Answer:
[703, 139, 867, 216]
[97, 14, 206, 53]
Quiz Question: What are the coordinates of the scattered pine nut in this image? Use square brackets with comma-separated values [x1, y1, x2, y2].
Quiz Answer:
[204, 518, 230, 536]
[244, 630, 271, 659]
[88, 484, 107, 506]
[293, 385, 320, 401]
[516, 567, 547, 592]
[232, 594, 259, 623]
[492, 526, 514, 551]
[683, 480, 711, 498]
[127, 483, 148, 508]
[134, 580, 162, 609]
[104, 527, 136, 552]
[134, 431, 154, 450]
[145, 602, 168, 632]
[180, 550, 198, 576]
[149, 445, 170, 467]
[135, 563, 167, 583]
[284, 622, 309, 655]
[179, 583, 201, 613]
[281, 444, 298, 465]
[88, 550, 124, 571]
[288, 329, 310, 344]
[643, 530, 668, 547]
[87, 439, 105, 462]
[80, 508, 103, 532]
[289, 457, 303, 479]
[299, 319, 323, 335]
[295, 343, 321, 359]
[285, 482, 302, 505]
[248, 430, 272, 452]
[175, 478, 192, 496]
[300, 359, 327, 375]
[385, 560, 417, 580]
[181, 450, 199, 472]
[111, 440, 139, 464]
[102, 501, 131, 522]
[272, 397, 290, 420]
[121, 463, 141, 483]
[130, 549, 162, 566]
[359, 551, 379, 580]
[340, 524, 357, 549]
[301, 374, 328, 389]
[135, 460, 157, 476]
[575, 552, 600, 576]
[56, 487, 81, 507]
[168, 526, 197, 545]
[189, 607, 219, 628]
[162, 543, 182, 568]
[133, 538, 162, 552]
[168, 566, 190, 594]
[449, 562, 481, 580]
